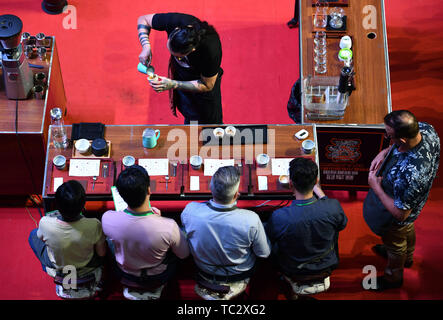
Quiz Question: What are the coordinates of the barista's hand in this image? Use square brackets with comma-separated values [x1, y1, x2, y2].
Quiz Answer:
[139, 47, 152, 66]
[149, 76, 177, 93]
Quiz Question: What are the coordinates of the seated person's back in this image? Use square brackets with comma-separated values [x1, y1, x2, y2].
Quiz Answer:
[30, 180, 106, 277]
[102, 165, 189, 279]
[265, 158, 348, 276]
[181, 166, 270, 278]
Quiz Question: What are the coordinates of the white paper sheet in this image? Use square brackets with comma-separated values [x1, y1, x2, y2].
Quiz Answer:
[258, 176, 268, 191]
[138, 158, 169, 176]
[190, 176, 200, 191]
[111, 186, 128, 211]
[53, 177, 63, 192]
[69, 159, 101, 177]
[203, 159, 235, 176]
[271, 158, 294, 176]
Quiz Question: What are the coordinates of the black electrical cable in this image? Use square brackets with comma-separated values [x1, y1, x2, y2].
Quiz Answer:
[15, 98, 43, 217]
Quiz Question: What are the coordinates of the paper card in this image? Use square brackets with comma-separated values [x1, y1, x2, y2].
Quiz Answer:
[111, 186, 128, 211]
[138, 158, 169, 176]
[190, 176, 200, 191]
[203, 159, 235, 176]
[69, 159, 101, 177]
[53, 177, 63, 192]
[271, 158, 294, 176]
[258, 176, 268, 191]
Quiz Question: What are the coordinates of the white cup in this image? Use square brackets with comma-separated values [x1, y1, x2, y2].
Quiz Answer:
[213, 127, 224, 138]
[340, 36, 352, 49]
[279, 174, 290, 187]
[53, 155, 66, 170]
[190, 155, 203, 170]
[75, 139, 91, 155]
[122, 155, 136, 168]
[256, 153, 270, 167]
[302, 139, 315, 154]
[225, 126, 236, 137]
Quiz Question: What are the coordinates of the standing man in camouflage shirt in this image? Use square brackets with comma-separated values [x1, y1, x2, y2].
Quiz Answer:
[363, 110, 440, 291]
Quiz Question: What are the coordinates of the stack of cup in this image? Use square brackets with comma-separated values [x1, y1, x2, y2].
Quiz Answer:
[314, 31, 327, 74]
[313, 1, 328, 28]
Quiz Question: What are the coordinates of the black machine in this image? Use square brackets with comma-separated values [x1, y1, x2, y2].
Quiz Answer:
[0, 14, 34, 100]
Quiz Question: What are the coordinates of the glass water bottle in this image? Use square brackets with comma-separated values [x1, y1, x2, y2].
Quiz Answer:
[50, 107, 69, 149]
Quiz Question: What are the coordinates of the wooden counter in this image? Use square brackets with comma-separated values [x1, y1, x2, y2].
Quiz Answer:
[0, 37, 67, 195]
[42, 124, 317, 208]
[299, 0, 391, 124]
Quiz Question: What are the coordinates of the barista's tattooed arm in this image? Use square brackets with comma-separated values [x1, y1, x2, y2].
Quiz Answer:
[170, 73, 218, 92]
[138, 24, 151, 48]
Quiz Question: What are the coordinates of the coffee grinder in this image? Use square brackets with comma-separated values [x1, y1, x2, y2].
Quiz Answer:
[0, 14, 34, 99]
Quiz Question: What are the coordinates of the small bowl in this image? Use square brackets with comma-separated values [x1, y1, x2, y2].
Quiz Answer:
[75, 139, 91, 154]
[279, 174, 290, 186]
[122, 155, 135, 168]
[225, 126, 236, 137]
[213, 127, 224, 139]
[190, 155, 203, 170]
[91, 138, 108, 157]
[256, 153, 270, 167]
[302, 139, 315, 154]
[53, 155, 66, 170]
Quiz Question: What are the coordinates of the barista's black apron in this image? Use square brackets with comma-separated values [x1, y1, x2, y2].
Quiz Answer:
[169, 56, 223, 124]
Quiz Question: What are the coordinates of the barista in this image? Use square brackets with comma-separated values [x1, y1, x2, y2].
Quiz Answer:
[137, 12, 223, 124]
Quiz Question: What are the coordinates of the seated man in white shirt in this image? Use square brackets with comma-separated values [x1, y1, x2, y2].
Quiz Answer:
[181, 166, 271, 299]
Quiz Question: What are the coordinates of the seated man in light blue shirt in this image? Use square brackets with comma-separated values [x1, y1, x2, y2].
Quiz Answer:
[181, 166, 270, 298]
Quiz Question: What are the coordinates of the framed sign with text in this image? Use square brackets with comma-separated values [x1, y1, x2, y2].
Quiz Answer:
[316, 125, 390, 190]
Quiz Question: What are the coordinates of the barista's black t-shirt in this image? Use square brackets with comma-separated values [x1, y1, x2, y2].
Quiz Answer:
[152, 13, 222, 78]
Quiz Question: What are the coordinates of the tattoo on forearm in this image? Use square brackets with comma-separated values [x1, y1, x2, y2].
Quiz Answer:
[173, 79, 206, 92]
[137, 24, 151, 47]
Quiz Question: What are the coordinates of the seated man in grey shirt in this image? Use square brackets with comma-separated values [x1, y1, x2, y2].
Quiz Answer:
[181, 166, 271, 298]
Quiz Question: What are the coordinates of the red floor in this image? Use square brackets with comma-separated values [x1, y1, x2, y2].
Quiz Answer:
[1, 0, 442, 300]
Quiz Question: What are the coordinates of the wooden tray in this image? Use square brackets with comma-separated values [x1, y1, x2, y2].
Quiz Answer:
[72, 140, 111, 158]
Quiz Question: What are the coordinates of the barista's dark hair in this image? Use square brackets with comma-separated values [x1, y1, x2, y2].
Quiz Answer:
[169, 21, 217, 54]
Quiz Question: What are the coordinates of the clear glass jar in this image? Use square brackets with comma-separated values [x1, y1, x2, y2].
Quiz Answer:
[50, 107, 69, 149]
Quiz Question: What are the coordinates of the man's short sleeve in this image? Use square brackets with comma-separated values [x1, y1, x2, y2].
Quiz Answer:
[250, 216, 271, 258]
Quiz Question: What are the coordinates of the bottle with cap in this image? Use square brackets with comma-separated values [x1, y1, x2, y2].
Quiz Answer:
[50, 107, 69, 149]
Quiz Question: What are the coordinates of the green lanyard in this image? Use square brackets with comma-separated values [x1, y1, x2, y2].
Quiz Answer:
[124, 209, 154, 217]
[294, 199, 318, 207]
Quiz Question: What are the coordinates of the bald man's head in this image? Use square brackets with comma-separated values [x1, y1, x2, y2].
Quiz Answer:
[384, 110, 419, 139]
